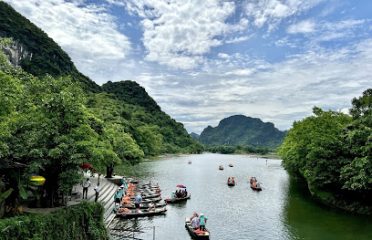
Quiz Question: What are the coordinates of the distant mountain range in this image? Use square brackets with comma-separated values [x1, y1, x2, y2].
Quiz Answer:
[198, 115, 286, 148]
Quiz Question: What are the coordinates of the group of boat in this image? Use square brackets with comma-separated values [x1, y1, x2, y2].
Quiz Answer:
[114, 181, 193, 219]
[226, 176, 262, 191]
[218, 163, 234, 170]
[115, 182, 167, 219]
[113, 162, 262, 239]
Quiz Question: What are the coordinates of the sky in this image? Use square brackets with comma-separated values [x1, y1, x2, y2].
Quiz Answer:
[5, 0, 372, 133]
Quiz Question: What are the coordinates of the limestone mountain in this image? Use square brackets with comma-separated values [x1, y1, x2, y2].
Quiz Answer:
[199, 115, 286, 147]
[0, 2, 202, 160]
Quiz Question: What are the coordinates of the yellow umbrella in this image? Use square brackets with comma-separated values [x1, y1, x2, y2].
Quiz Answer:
[30, 176, 46, 186]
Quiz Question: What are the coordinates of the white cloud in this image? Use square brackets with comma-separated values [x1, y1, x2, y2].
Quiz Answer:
[115, 0, 247, 69]
[244, 0, 324, 29]
[287, 20, 315, 34]
[225, 35, 251, 44]
[140, 38, 372, 133]
[5, 0, 131, 81]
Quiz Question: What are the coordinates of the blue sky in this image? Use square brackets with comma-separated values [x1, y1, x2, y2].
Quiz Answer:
[6, 0, 372, 133]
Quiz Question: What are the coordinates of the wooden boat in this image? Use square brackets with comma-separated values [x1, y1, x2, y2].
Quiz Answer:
[250, 177, 262, 191]
[228, 163, 234, 167]
[116, 207, 167, 218]
[219, 165, 224, 170]
[165, 194, 191, 203]
[130, 193, 161, 200]
[139, 196, 162, 203]
[185, 218, 210, 239]
[227, 177, 235, 186]
[123, 201, 166, 209]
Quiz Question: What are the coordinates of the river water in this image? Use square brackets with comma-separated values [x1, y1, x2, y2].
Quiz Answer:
[110, 153, 372, 240]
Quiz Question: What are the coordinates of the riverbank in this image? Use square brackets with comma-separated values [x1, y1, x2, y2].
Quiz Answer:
[308, 184, 372, 215]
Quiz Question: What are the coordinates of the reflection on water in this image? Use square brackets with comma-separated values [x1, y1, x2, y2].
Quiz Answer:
[110, 153, 372, 240]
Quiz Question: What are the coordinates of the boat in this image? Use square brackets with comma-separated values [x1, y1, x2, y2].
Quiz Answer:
[250, 177, 262, 191]
[188, 161, 192, 164]
[142, 196, 162, 203]
[130, 193, 161, 200]
[219, 165, 224, 170]
[165, 194, 191, 203]
[185, 217, 210, 239]
[116, 207, 167, 218]
[227, 177, 235, 186]
[228, 163, 234, 167]
[123, 201, 166, 209]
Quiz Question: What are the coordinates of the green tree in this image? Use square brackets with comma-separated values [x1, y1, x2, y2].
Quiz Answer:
[340, 89, 372, 191]
[279, 107, 351, 190]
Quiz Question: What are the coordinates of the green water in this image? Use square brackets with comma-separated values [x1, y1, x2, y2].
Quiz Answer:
[111, 153, 372, 240]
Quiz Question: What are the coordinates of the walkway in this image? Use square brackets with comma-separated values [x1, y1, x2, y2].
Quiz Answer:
[68, 172, 118, 227]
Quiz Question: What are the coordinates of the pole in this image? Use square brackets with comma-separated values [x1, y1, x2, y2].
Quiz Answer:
[153, 226, 155, 240]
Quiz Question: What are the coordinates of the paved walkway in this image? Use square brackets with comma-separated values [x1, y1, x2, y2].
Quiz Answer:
[68, 171, 119, 227]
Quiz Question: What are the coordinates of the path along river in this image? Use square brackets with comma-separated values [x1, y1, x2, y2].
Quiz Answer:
[110, 153, 372, 240]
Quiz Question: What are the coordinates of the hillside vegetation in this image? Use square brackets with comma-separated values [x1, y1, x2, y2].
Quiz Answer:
[0, 2, 201, 210]
[279, 92, 372, 214]
[199, 115, 286, 148]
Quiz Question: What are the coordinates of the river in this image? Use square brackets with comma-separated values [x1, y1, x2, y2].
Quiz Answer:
[110, 153, 372, 240]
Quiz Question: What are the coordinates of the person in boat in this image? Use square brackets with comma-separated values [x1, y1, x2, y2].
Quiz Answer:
[191, 215, 200, 229]
[184, 188, 188, 197]
[199, 213, 208, 231]
[134, 193, 142, 211]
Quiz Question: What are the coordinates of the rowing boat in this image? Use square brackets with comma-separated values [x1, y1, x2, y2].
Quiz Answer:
[165, 194, 191, 203]
[122, 201, 166, 209]
[185, 217, 210, 239]
[116, 207, 167, 218]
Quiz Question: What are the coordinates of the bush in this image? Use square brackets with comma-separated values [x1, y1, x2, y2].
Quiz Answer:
[0, 202, 108, 240]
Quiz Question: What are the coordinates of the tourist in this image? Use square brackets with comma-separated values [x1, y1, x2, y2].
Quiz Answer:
[135, 193, 142, 212]
[82, 178, 91, 199]
[191, 215, 200, 229]
[114, 189, 123, 205]
[94, 184, 100, 202]
[199, 213, 208, 231]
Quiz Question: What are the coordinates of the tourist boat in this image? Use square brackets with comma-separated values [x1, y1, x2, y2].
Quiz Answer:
[130, 192, 161, 200]
[139, 196, 162, 203]
[185, 217, 210, 239]
[219, 165, 224, 170]
[123, 201, 166, 209]
[250, 177, 262, 191]
[227, 177, 235, 186]
[165, 194, 191, 203]
[228, 163, 234, 167]
[116, 207, 167, 218]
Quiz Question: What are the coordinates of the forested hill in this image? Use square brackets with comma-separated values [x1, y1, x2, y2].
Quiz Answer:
[0, 1, 100, 92]
[102, 81, 160, 112]
[0, 2, 202, 207]
[199, 115, 285, 147]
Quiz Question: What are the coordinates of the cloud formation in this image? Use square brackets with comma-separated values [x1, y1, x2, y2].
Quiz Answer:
[5, 0, 131, 80]
[5, 0, 372, 134]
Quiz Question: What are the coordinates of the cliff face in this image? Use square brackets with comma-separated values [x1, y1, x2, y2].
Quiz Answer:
[1, 41, 31, 67]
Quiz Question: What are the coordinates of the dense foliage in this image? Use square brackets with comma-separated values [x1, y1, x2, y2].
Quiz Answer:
[206, 145, 270, 155]
[279, 91, 372, 214]
[199, 115, 286, 148]
[0, 2, 201, 212]
[0, 202, 108, 240]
